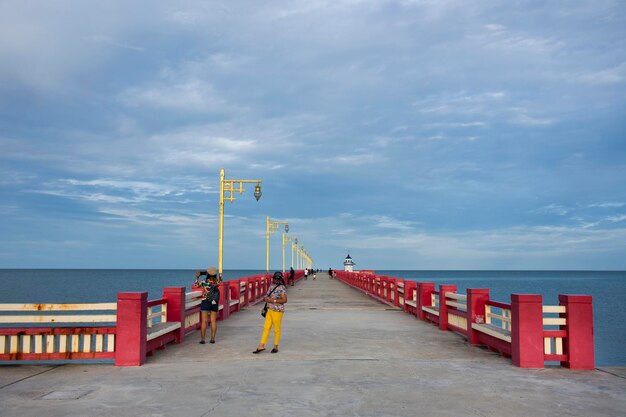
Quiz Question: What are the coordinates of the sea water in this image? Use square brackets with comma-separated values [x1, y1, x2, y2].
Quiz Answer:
[0, 269, 624, 366]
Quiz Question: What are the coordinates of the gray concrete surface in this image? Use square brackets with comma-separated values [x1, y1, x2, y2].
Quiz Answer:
[1, 273, 624, 417]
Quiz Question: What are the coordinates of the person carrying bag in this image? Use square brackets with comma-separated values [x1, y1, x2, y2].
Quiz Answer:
[194, 266, 221, 344]
[253, 271, 287, 354]
[261, 284, 280, 317]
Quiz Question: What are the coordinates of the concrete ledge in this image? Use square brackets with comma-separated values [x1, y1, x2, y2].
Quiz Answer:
[146, 322, 181, 341]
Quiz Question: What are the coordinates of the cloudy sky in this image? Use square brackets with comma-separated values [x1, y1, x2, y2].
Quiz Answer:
[1, 1, 625, 270]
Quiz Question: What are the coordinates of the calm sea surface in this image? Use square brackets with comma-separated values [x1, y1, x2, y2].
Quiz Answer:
[1, 269, 624, 366]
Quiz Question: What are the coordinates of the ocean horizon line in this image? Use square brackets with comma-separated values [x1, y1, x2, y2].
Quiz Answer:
[1, 267, 625, 272]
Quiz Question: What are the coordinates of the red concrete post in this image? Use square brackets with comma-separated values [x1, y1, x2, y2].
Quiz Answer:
[395, 279, 404, 306]
[559, 294, 594, 370]
[229, 280, 241, 313]
[218, 282, 230, 321]
[115, 292, 147, 366]
[467, 288, 490, 344]
[240, 278, 249, 306]
[403, 281, 417, 314]
[224, 281, 231, 318]
[251, 278, 258, 302]
[416, 282, 435, 321]
[387, 278, 395, 303]
[163, 287, 185, 343]
[438, 284, 457, 331]
[384, 278, 390, 300]
[511, 294, 544, 368]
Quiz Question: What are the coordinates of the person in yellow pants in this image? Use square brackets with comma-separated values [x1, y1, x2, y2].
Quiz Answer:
[253, 271, 288, 354]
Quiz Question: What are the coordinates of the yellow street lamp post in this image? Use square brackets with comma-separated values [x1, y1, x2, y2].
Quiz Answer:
[291, 238, 298, 270]
[282, 233, 292, 273]
[266, 216, 289, 273]
[301, 248, 312, 270]
[297, 245, 301, 269]
[218, 168, 262, 277]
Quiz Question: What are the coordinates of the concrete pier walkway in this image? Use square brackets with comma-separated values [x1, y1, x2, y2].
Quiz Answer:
[1, 273, 624, 416]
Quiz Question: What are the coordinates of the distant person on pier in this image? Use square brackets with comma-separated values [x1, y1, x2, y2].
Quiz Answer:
[253, 271, 288, 354]
[304, 268, 309, 280]
[289, 267, 295, 286]
[328, 268, 333, 279]
[195, 266, 220, 344]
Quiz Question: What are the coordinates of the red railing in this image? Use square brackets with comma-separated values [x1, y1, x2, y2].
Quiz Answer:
[1, 271, 306, 366]
[334, 270, 594, 370]
[0, 302, 117, 362]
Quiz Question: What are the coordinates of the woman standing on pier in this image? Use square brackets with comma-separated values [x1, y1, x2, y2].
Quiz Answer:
[253, 271, 287, 354]
[195, 266, 220, 344]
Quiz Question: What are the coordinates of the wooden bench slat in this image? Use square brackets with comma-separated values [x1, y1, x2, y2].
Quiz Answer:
[0, 303, 116, 312]
[0, 315, 117, 324]
[445, 300, 467, 310]
[422, 306, 439, 316]
[146, 322, 181, 341]
[472, 323, 512, 342]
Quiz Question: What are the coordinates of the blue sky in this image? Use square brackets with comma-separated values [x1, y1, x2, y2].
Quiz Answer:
[1, 1, 625, 270]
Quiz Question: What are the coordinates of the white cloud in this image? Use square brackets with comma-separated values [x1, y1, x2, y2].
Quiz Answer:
[607, 215, 626, 223]
[534, 204, 570, 216]
[118, 80, 235, 113]
[588, 202, 626, 209]
[575, 62, 626, 85]
[474, 24, 565, 55]
[249, 163, 285, 171]
[63, 179, 174, 195]
[425, 121, 487, 128]
[328, 153, 381, 165]
[370, 215, 417, 231]
[86, 35, 144, 52]
[412, 91, 507, 116]
[485, 24, 506, 32]
[146, 127, 261, 168]
[98, 207, 215, 227]
[510, 114, 556, 126]
[31, 176, 214, 207]
[289, 211, 626, 268]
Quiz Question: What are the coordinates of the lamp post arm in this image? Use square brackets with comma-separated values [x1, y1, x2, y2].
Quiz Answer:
[266, 217, 289, 272]
[217, 168, 262, 276]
